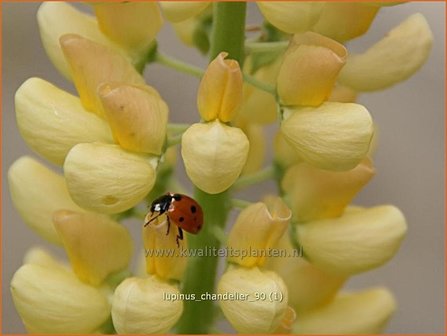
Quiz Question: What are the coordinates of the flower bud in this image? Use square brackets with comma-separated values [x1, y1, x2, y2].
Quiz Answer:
[273, 131, 302, 168]
[339, 13, 433, 91]
[60, 34, 145, 116]
[53, 210, 133, 286]
[297, 206, 407, 275]
[23, 247, 68, 272]
[235, 120, 265, 175]
[312, 3, 379, 42]
[257, 2, 324, 34]
[281, 102, 373, 171]
[217, 265, 288, 333]
[64, 143, 156, 214]
[282, 159, 375, 222]
[93, 2, 162, 49]
[197, 52, 243, 122]
[143, 213, 187, 281]
[265, 234, 346, 313]
[293, 288, 396, 334]
[15, 77, 113, 165]
[227, 197, 291, 267]
[8, 156, 83, 244]
[111, 276, 183, 334]
[11, 264, 110, 334]
[277, 32, 347, 106]
[99, 83, 168, 155]
[160, 1, 210, 22]
[181, 121, 249, 194]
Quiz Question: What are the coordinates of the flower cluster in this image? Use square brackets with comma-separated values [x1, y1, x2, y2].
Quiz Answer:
[8, 1, 433, 334]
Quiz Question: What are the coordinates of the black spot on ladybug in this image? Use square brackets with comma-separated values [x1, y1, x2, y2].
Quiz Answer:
[190, 205, 197, 213]
[179, 216, 185, 222]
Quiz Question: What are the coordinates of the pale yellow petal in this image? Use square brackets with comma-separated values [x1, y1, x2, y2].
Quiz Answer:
[237, 121, 265, 175]
[15, 78, 113, 165]
[64, 143, 156, 214]
[60, 34, 145, 117]
[218, 265, 288, 333]
[11, 264, 110, 334]
[312, 3, 379, 42]
[294, 288, 396, 334]
[197, 52, 243, 122]
[93, 2, 162, 49]
[53, 210, 133, 286]
[181, 121, 249, 194]
[338, 13, 433, 91]
[8, 157, 84, 244]
[277, 32, 347, 106]
[99, 83, 168, 155]
[282, 159, 375, 222]
[273, 131, 302, 168]
[111, 276, 183, 334]
[281, 102, 373, 171]
[23, 247, 69, 272]
[327, 84, 357, 103]
[297, 206, 407, 275]
[257, 2, 324, 34]
[160, 1, 210, 22]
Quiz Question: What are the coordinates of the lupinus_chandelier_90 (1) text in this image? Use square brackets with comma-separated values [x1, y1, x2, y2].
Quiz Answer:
[8, 1, 432, 334]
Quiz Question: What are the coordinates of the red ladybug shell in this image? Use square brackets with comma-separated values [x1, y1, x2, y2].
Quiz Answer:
[166, 193, 203, 234]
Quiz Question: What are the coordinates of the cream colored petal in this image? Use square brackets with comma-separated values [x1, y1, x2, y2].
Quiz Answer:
[218, 265, 288, 334]
[257, 2, 324, 34]
[99, 83, 168, 155]
[312, 3, 379, 42]
[11, 264, 110, 334]
[60, 34, 145, 117]
[277, 32, 347, 106]
[143, 214, 188, 281]
[274, 131, 302, 168]
[53, 210, 133, 286]
[297, 206, 407, 275]
[338, 13, 433, 92]
[294, 288, 396, 334]
[281, 102, 373, 171]
[64, 143, 156, 214]
[282, 159, 375, 222]
[93, 2, 162, 49]
[37, 2, 127, 80]
[236, 121, 265, 175]
[265, 234, 346, 313]
[8, 156, 84, 244]
[111, 276, 183, 334]
[327, 84, 357, 103]
[197, 52, 243, 122]
[227, 198, 291, 267]
[160, 1, 210, 22]
[23, 247, 69, 272]
[181, 121, 249, 194]
[15, 78, 114, 165]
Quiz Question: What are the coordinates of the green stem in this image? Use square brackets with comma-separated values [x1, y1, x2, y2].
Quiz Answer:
[177, 3, 247, 334]
[166, 133, 183, 147]
[245, 40, 289, 53]
[155, 52, 204, 78]
[244, 73, 276, 95]
[232, 166, 275, 190]
[231, 198, 253, 209]
[167, 123, 191, 133]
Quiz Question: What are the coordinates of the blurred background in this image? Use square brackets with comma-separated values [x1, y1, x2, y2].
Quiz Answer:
[2, 2, 445, 334]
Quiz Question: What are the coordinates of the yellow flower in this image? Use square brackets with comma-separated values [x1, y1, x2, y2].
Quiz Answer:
[181, 120, 249, 194]
[338, 13, 433, 91]
[257, 2, 324, 34]
[64, 143, 157, 214]
[93, 2, 163, 50]
[197, 52, 243, 122]
[282, 159, 375, 222]
[15, 77, 113, 165]
[11, 263, 110, 334]
[293, 288, 396, 334]
[297, 205, 407, 275]
[281, 102, 373, 171]
[235, 119, 266, 175]
[111, 276, 183, 334]
[227, 197, 291, 267]
[277, 32, 347, 107]
[8, 156, 83, 244]
[98, 83, 169, 155]
[53, 210, 133, 286]
[160, 1, 211, 22]
[217, 265, 288, 334]
[328, 84, 358, 103]
[273, 131, 302, 168]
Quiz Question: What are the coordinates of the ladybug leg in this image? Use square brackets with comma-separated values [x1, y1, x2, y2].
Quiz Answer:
[144, 211, 158, 227]
[166, 216, 171, 236]
[176, 227, 184, 247]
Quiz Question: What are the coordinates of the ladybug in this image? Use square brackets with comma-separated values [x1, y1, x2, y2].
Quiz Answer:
[144, 192, 204, 246]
